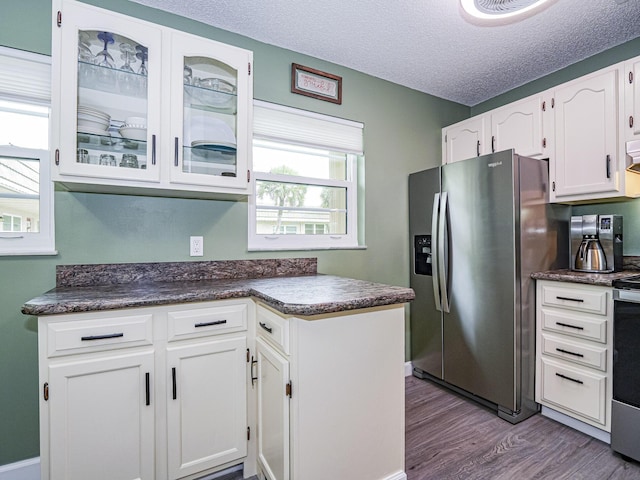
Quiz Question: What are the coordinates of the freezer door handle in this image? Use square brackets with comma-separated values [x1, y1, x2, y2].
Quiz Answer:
[431, 193, 442, 311]
[438, 191, 450, 313]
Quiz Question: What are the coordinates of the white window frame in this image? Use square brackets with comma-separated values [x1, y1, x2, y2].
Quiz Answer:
[249, 101, 363, 251]
[0, 146, 54, 255]
[0, 47, 55, 256]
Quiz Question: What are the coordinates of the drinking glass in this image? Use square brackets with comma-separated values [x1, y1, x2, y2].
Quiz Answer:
[119, 43, 137, 72]
[99, 154, 116, 166]
[95, 32, 115, 68]
[136, 45, 148, 76]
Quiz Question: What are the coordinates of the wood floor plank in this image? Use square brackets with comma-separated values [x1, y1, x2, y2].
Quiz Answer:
[405, 375, 640, 480]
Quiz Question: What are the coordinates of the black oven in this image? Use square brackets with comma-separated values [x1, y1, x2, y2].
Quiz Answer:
[611, 277, 640, 462]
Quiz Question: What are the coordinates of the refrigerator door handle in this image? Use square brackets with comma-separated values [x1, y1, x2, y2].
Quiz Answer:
[431, 193, 442, 311]
[439, 191, 451, 313]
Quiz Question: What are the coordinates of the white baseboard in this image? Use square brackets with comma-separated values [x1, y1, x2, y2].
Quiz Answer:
[541, 406, 611, 444]
[0, 457, 39, 480]
[405, 361, 412, 377]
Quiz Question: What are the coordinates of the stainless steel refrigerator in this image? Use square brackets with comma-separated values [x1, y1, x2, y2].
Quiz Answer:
[409, 149, 569, 423]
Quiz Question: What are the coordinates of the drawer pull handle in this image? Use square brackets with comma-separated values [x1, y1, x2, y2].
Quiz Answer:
[81, 333, 124, 341]
[555, 322, 584, 331]
[194, 319, 227, 328]
[555, 372, 584, 385]
[259, 322, 273, 334]
[172, 367, 177, 400]
[145, 372, 151, 406]
[556, 296, 584, 303]
[555, 348, 584, 358]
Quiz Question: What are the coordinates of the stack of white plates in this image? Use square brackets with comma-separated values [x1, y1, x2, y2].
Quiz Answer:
[78, 106, 110, 135]
[186, 116, 236, 150]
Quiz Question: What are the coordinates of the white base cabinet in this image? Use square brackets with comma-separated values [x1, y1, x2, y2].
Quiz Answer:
[166, 336, 247, 479]
[38, 299, 253, 480]
[535, 280, 613, 433]
[255, 304, 407, 480]
[47, 349, 155, 480]
[38, 297, 408, 480]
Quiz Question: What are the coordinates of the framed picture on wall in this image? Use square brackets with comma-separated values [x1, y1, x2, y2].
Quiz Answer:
[291, 63, 342, 104]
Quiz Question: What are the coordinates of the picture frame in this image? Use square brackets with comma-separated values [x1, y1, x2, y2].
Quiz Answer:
[291, 63, 342, 104]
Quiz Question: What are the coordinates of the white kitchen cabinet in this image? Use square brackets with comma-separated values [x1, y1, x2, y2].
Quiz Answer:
[442, 94, 546, 164]
[442, 116, 489, 164]
[38, 299, 253, 480]
[624, 57, 640, 141]
[256, 337, 290, 480]
[490, 94, 547, 159]
[39, 310, 156, 480]
[51, 0, 253, 198]
[165, 303, 249, 479]
[47, 350, 155, 480]
[255, 303, 406, 480]
[166, 336, 247, 479]
[535, 280, 613, 433]
[550, 66, 626, 202]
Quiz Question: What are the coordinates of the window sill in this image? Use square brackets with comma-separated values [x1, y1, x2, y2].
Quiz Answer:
[0, 249, 58, 257]
[248, 244, 367, 252]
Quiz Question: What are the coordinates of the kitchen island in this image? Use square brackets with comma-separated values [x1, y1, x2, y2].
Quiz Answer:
[23, 258, 414, 480]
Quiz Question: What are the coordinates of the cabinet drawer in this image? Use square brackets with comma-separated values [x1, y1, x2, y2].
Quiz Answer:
[541, 333, 607, 371]
[167, 302, 247, 342]
[256, 306, 290, 355]
[539, 308, 607, 343]
[539, 357, 606, 425]
[46, 314, 153, 357]
[540, 284, 608, 315]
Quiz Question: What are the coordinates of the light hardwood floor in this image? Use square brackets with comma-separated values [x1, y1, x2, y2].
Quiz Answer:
[219, 375, 640, 479]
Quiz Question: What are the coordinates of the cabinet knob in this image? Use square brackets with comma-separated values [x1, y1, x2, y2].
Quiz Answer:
[631, 116, 635, 129]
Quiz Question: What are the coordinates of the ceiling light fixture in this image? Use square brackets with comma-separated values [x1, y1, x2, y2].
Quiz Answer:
[460, 0, 556, 24]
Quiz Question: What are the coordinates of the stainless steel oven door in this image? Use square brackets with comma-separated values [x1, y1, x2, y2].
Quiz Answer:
[611, 289, 640, 461]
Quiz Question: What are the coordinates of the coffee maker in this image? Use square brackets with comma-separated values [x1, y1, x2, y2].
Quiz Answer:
[570, 215, 623, 273]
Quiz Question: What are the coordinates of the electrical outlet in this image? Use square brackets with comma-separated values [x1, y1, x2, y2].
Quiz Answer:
[190, 236, 204, 257]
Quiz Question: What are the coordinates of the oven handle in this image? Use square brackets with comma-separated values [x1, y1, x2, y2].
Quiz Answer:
[614, 289, 640, 304]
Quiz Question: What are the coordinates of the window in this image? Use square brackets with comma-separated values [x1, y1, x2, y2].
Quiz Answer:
[0, 47, 54, 255]
[249, 101, 363, 250]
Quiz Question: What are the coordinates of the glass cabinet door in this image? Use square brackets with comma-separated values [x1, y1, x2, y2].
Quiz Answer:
[55, 2, 162, 182]
[169, 32, 252, 190]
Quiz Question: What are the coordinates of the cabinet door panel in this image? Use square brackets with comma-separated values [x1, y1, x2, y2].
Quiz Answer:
[48, 350, 155, 480]
[54, 0, 162, 182]
[169, 31, 252, 190]
[491, 96, 543, 157]
[256, 337, 290, 480]
[443, 117, 487, 164]
[166, 336, 247, 479]
[553, 69, 619, 198]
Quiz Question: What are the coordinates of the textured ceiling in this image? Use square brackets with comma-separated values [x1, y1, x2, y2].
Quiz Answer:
[130, 0, 640, 106]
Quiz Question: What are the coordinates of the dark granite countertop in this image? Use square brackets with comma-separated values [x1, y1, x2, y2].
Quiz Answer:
[22, 273, 415, 318]
[531, 269, 639, 287]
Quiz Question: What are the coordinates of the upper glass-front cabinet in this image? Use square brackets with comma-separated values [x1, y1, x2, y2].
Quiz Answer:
[51, 0, 253, 197]
[169, 31, 252, 190]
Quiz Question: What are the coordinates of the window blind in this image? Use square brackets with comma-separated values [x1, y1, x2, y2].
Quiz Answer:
[253, 100, 364, 155]
[0, 47, 51, 104]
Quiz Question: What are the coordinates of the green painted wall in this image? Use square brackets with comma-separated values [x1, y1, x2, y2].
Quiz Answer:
[0, 0, 469, 466]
